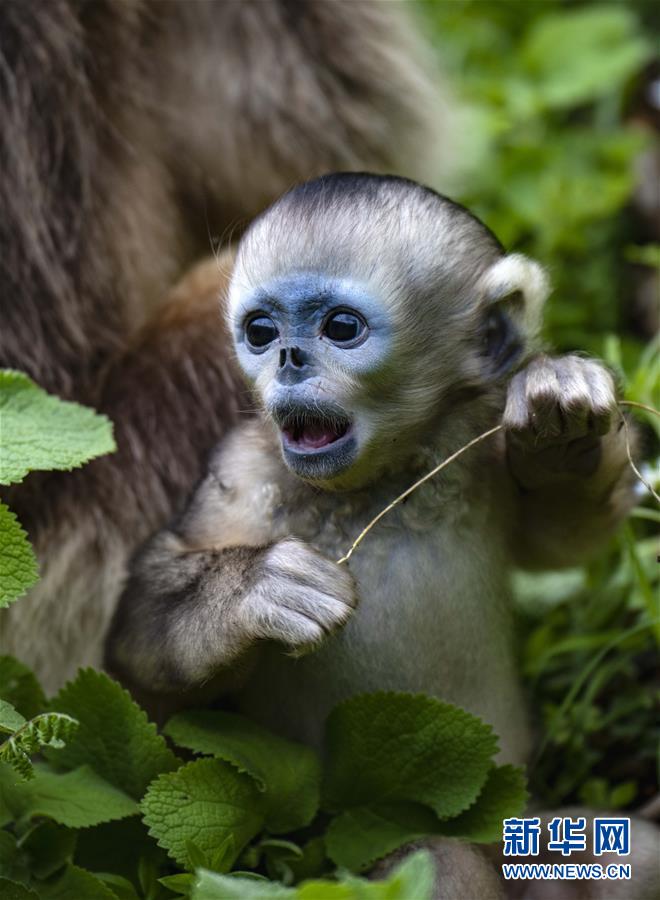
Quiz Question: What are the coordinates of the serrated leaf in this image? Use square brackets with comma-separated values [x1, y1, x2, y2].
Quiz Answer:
[325, 802, 439, 872]
[0, 656, 46, 719]
[24, 765, 138, 827]
[0, 503, 39, 608]
[0, 370, 115, 485]
[165, 710, 320, 833]
[0, 701, 26, 734]
[36, 863, 118, 900]
[0, 762, 138, 827]
[323, 693, 498, 819]
[141, 758, 266, 870]
[47, 669, 179, 798]
[437, 764, 528, 842]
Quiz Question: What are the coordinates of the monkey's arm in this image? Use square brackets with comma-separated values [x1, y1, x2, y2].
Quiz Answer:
[105, 468, 357, 697]
[503, 355, 636, 569]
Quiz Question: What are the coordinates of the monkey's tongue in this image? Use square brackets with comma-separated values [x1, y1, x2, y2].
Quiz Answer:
[285, 421, 348, 451]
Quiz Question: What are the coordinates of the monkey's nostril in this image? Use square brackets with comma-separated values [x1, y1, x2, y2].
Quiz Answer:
[290, 347, 305, 368]
[279, 349, 286, 368]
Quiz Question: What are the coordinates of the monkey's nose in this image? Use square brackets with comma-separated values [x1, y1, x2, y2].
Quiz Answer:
[277, 346, 312, 384]
[279, 347, 308, 369]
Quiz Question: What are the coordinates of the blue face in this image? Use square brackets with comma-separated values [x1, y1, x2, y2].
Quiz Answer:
[232, 272, 392, 481]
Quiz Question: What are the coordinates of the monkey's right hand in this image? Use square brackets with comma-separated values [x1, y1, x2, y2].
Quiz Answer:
[243, 538, 358, 655]
[106, 533, 358, 695]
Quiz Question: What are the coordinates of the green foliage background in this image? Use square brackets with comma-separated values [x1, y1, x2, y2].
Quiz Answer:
[419, 0, 659, 812]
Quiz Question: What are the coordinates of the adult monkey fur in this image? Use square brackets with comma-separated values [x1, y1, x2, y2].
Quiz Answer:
[0, 0, 446, 688]
[107, 175, 660, 900]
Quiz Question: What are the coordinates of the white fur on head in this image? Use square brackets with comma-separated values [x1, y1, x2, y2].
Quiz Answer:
[478, 254, 550, 342]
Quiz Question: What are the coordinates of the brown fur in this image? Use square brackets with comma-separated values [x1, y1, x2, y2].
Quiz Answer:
[0, 0, 446, 689]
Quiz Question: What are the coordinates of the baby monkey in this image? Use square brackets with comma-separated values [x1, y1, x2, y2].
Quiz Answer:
[107, 174, 634, 766]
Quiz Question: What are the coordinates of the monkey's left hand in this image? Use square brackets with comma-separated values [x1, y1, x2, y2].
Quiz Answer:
[504, 355, 620, 490]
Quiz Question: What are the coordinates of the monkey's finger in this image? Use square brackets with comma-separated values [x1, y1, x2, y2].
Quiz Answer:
[582, 359, 615, 436]
[251, 603, 329, 649]
[271, 583, 356, 627]
[554, 356, 592, 439]
[503, 370, 531, 432]
[266, 540, 357, 603]
[525, 357, 562, 439]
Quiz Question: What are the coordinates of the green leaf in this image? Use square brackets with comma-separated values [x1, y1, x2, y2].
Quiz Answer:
[0, 503, 39, 608]
[93, 873, 141, 900]
[0, 701, 26, 734]
[287, 837, 328, 883]
[0, 829, 19, 875]
[74, 818, 167, 887]
[37, 864, 119, 900]
[325, 801, 439, 872]
[18, 821, 76, 879]
[159, 873, 195, 896]
[0, 713, 79, 780]
[519, 7, 651, 110]
[0, 370, 115, 485]
[0, 762, 138, 828]
[24, 765, 138, 827]
[334, 849, 434, 900]
[141, 758, 266, 870]
[165, 710, 320, 833]
[340, 849, 435, 900]
[0, 657, 46, 719]
[0, 712, 76, 778]
[192, 849, 435, 899]
[323, 693, 498, 818]
[47, 669, 179, 798]
[437, 764, 528, 842]
[0, 879, 39, 900]
[184, 838, 211, 870]
[192, 869, 294, 899]
[0, 762, 27, 823]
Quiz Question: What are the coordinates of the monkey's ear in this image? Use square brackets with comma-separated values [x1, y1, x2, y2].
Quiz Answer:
[477, 254, 549, 373]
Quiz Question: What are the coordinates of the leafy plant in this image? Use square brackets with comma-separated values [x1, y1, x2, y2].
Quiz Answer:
[0, 659, 526, 897]
[0, 369, 115, 609]
[0, 704, 78, 781]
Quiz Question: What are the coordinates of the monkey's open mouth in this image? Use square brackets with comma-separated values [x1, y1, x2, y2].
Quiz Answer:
[281, 417, 352, 453]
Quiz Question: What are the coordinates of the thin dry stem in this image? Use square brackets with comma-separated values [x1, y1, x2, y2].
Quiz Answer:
[336, 424, 504, 565]
[336, 400, 660, 565]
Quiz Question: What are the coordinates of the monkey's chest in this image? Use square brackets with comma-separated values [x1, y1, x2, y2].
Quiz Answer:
[237, 515, 529, 764]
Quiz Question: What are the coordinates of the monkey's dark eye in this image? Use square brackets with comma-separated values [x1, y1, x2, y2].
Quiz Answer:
[245, 315, 278, 349]
[323, 310, 367, 345]
[483, 308, 521, 373]
[484, 309, 508, 358]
